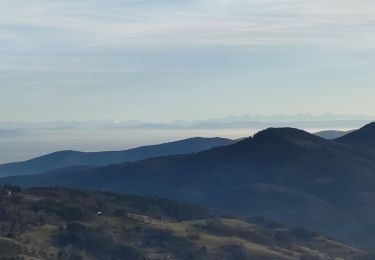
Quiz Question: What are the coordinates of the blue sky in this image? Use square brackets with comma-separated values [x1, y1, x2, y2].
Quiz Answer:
[1, 0, 375, 122]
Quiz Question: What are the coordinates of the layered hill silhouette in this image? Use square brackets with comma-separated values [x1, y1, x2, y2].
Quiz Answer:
[3, 123, 375, 249]
[0, 137, 235, 177]
[314, 130, 351, 139]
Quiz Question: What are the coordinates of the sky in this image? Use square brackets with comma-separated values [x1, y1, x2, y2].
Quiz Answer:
[1, 0, 375, 122]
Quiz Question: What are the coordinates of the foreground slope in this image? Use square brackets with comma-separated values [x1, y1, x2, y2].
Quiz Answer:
[0, 137, 235, 177]
[0, 186, 367, 260]
[4, 123, 375, 249]
[336, 122, 375, 145]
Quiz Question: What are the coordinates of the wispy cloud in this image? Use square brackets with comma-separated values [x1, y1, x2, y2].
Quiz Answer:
[1, 1, 375, 122]
[1, 0, 375, 51]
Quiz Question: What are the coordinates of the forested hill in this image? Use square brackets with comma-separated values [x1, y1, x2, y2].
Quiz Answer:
[0, 186, 369, 260]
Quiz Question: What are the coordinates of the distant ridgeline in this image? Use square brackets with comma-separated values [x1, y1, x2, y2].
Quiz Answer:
[2, 123, 375, 250]
[0, 186, 369, 259]
[0, 137, 235, 177]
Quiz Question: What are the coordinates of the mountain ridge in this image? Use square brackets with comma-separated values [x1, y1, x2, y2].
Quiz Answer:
[0, 137, 235, 177]
[3, 124, 375, 249]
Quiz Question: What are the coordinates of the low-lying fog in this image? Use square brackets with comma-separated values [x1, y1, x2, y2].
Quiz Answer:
[0, 128, 256, 164]
[0, 123, 359, 164]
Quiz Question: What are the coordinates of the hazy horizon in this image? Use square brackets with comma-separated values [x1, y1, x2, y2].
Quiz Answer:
[0, 112, 374, 124]
[0, 115, 371, 164]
